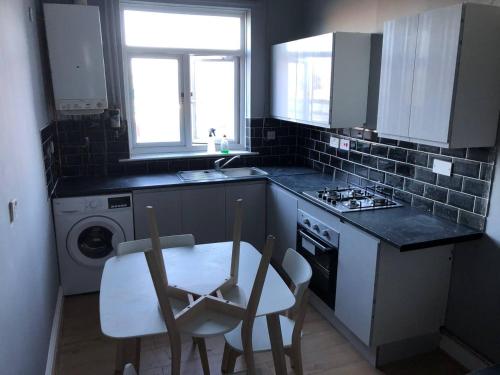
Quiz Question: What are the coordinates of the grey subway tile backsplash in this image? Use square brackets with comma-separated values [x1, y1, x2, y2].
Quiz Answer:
[49, 114, 496, 231]
[405, 179, 425, 195]
[448, 191, 475, 211]
[294, 122, 495, 231]
[407, 150, 429, 167]
[423, 185, 448, 203]
[414, 167, 437, 184]
[462, 178, 490, 198]
[412, 195, 434, 213]
[378, 158, 396, 172]
[437, 174, 463, 191]
[434, 202, 459, 222]
[388, 147, 407, 162]
[453, 159, 481, 178]
[458, 211, 486, 231]
[371, 144, 389, 157]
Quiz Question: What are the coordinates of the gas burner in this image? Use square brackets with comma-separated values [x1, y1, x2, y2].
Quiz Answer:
[348, 199, 360, 209]
[303, 186, 402, 213]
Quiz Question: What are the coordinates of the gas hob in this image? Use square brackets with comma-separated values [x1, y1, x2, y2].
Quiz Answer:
[302, 186, 402, 213]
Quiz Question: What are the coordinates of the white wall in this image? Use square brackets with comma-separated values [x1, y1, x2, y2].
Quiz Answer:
[301, 0, 499, 35]
[0, 0, 59, 373]
[298, 0, 500, 362]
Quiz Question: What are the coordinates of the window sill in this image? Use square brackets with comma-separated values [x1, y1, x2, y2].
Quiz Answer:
[120, 150, 258, 163]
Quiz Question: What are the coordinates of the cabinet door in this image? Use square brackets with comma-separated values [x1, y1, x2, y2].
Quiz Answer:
[266, 184, 298, 263]
[377, 15, 418, 139]
[271, 41, 297, 121]
[133, 189, 183, 239]
[295, 33, 332, 126]
[226, 181, 266, 250]
[335, 222, 380, 346]
[409, 5, 462, 144]
[181, 185, 226, 244]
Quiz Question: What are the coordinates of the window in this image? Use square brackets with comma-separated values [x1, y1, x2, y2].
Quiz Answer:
[120, 2, 249, 156]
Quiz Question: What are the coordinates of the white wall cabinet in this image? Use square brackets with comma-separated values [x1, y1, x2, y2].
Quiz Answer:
[377, 3, 500, 148]
[266, 183, 298, 263]
[225, 181, 266, 250]
[271, 32, 371, 129]
[133, 181, 265, 246]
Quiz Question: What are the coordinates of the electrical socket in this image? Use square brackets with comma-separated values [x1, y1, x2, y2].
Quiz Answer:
[339, 139, 350, 151]
[266, 130, 276, 141]
[433, 159, 452, 176]
[329, 136, 340, 148]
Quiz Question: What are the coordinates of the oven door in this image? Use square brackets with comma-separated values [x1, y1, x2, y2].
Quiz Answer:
[296, 226, 338, 309]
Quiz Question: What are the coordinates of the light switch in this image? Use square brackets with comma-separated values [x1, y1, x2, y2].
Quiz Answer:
[433, 159, 452, 176]
[329, 136, 340, 148]
[339, 139, 350, 151]
[266, 130, 276, 141]
[8, 199, 18, 223]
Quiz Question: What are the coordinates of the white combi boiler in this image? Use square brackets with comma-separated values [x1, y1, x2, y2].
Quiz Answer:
[44, 3, 108, 114]
[53, 194, 134, 295]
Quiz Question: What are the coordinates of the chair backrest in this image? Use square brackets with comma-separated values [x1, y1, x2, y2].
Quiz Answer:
[282, 248, 312, 317]
[240, 235, 274, 345]
[123, 363, 137, 375]
[117, 234, 195, 256]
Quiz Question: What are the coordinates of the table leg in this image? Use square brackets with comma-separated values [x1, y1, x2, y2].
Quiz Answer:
[266, 313, 287, 375]
[115, 337, 141, 374]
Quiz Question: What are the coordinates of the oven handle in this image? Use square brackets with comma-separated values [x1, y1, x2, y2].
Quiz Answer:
[298, 230, 333, 253]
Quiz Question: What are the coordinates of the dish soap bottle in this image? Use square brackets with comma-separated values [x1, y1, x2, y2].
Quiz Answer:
[207, 128, 216, 153]
[220, 134, 229, 154]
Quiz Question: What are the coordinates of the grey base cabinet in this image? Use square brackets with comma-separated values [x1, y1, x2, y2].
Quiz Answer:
[226, 181, 266, 250]
[133, 181, 266, 248]
[266, 183, 298, 263]
[181, 185, 226, 244]
[335, 222, 453, 348]
[133, 187, 183, 239]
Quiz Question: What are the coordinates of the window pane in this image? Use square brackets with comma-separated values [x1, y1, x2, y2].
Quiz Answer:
[131, 58, 181, 144]
[190, 56, 236, 143]
[124, 10, 241, 50]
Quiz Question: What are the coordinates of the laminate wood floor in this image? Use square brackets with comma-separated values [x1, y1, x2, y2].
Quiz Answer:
[55, 293, 466, 375]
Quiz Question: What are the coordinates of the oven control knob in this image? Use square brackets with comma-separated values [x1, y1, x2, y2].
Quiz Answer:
[303, 219, 311, 227]
[313, 224, 320, 232]
[322, 230, 330, 239]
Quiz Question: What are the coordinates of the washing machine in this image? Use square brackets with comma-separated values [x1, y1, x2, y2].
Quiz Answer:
[53, 193, 134, 295]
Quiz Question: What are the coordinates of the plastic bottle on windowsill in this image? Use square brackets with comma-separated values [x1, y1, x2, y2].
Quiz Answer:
[207, 128, 216, 154]
[220, 134, 229, 154]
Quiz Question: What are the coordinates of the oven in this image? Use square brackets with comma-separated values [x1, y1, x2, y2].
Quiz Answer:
[296, 210, 339, 309]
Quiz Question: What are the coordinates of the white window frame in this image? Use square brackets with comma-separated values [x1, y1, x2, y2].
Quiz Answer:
[120, 1, 249, 156]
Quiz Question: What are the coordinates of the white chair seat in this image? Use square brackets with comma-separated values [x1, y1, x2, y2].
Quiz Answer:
[224, 315, 295, 353]
[180, 310, 243, 338]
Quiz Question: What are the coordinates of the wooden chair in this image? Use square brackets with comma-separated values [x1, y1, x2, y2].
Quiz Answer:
[123, 363, 137, 375]
[221, 248, 313, 375]
[144, 199, 274, 375]
[116, 234, 195, 256]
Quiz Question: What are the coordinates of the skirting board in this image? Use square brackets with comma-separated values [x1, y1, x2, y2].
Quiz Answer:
[440, 331, 492, 371]
[45, 286, 64, 375]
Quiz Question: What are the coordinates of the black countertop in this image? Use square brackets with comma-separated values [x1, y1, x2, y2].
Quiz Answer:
[54, 166, 482, 251]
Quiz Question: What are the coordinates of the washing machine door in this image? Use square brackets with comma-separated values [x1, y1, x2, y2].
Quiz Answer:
[66, 216, 125, 267]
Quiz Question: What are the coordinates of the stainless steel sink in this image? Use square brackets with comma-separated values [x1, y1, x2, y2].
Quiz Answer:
[178, 170, 227, 181]
[178, 167, 267, 181]
[220, 167, 268, 178]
